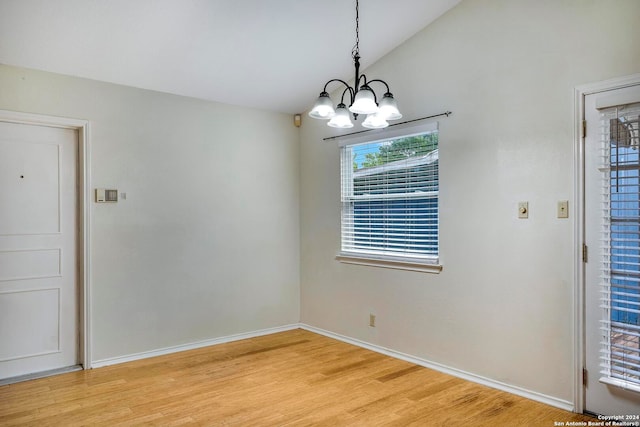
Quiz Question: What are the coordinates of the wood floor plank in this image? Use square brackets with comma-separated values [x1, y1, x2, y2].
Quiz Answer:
[0, 329, 594, 426]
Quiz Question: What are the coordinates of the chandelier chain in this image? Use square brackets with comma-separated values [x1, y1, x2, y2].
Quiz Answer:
[352, 0, 360, 60]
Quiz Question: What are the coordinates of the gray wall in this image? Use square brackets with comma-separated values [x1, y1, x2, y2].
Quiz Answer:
[300, 0, 640, 404]
[0, 64, 301, 361]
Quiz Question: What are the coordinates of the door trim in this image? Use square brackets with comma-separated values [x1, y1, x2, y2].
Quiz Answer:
[0, 109, 92, 370]
[574, 73, 640, 413]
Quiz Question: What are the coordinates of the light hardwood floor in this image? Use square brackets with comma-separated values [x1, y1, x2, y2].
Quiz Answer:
[1, 329, 593, 426]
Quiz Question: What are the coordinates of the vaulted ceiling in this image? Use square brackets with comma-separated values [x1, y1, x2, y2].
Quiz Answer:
[0, 0, 460, 114]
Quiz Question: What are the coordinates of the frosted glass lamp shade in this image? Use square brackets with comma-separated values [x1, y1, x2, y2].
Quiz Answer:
[362, 112, 389, 129]
[309, 92, 336, 119]
[378, 93, 402, 120]
[349, 86, 378, 115]
[327, 104, 354, 128]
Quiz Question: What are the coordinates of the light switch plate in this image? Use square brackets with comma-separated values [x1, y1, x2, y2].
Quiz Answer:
[518, 202, 528, 219]
[558, 200, 569, 218]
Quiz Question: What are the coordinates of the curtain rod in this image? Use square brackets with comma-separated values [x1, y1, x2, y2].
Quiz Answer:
[322, 111, 452, 141]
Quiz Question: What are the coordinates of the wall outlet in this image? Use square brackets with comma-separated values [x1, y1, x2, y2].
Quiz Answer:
[369, 313, 376, 327]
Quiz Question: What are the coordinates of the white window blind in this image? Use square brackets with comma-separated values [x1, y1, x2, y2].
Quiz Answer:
[599, 102, 640, 391]
[340, 125, 439, 263]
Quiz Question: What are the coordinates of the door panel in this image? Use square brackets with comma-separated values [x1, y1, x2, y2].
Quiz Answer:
[0, 121, 78, 380]
[0, 248, 61, 281]
[0, 140, 60, 234]
[0, 289, 60, 361]
[584, 85, 640, 415]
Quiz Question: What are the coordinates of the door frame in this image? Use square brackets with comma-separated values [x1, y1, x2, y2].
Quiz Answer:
[0, 109, 92, 371]
[573, 73, 640, 413]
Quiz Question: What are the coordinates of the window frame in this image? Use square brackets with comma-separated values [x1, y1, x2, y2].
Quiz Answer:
[335, 121, 443, 273]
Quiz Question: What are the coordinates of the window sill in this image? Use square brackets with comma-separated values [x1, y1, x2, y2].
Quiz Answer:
[599, 376, 640, 394]
[335, 252, 442, 274]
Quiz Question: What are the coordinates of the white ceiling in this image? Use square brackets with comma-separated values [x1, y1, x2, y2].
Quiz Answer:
[0, 0, 460, 114]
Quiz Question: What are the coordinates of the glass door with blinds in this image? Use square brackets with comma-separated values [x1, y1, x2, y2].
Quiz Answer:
[584, 84, 640, 416]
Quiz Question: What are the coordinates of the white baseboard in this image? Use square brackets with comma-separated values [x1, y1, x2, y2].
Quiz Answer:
[91, 324, 300, 368]
[299, 323, 575, 413]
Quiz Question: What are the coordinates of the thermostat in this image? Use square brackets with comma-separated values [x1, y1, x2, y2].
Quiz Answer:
[95, 188, 118, 203]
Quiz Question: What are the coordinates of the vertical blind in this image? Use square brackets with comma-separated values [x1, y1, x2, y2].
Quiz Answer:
[599, 102, 640, 391]
[340, 128, 439, 261]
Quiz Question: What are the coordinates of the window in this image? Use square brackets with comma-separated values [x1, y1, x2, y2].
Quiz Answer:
[599, 103, 640, 390]
[337, 122, 441, 272]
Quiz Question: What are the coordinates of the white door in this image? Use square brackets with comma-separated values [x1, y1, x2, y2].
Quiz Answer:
[585, 84, 640, 415]
[0, 121, 78, 380]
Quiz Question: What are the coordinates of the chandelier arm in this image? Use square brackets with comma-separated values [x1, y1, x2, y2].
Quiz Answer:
[366, 79, 392, 94]
[322, 78, 354, 94]
[339, 86, 355, 105]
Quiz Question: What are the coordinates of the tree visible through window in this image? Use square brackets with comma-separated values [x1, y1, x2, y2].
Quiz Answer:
[340, 126, 439, 263]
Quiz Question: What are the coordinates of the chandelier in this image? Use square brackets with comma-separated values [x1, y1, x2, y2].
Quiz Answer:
[308, 0, 402, 129]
